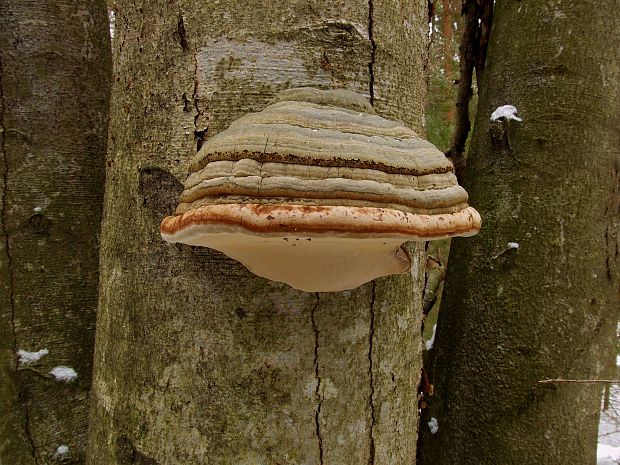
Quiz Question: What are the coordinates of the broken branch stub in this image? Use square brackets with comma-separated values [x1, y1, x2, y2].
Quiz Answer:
[161, 87, 481, 292]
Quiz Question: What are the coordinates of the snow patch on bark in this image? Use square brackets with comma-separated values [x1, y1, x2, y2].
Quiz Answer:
[54, 445, 70, 458]
[428, 417, 439, 434]
[491, 105, 522, 122]
[17, 348, 49, 364]
[49, 366, 78, 382]
[425, 324, 437, 351]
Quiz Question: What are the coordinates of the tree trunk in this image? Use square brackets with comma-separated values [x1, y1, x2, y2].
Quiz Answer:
[441, 0, 452, 77]
[87, 1, 429, 464]
[418, 1, 619, 464]
[0, 1, 111, 464]
[441, 0, 454, 123]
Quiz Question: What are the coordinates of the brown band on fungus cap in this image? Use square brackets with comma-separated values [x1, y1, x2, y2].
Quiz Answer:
[187, 89, 445, 175]
[160, 204, 481, 292]
[161, 204, 481, 239]
[161, 87, 482, 291]
[179, 158, 468, 213]
[184, 160, 459, 191]
[188, 121, 445, 175]
[190, 150, 452, 178]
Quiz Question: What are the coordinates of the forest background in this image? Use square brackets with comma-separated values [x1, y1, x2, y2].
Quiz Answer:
[0, 1, 617, 464]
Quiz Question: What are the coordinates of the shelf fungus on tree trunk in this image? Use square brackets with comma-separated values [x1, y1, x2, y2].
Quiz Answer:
[161, 87, 481, 292]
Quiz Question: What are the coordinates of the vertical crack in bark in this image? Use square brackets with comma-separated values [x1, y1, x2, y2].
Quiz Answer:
[0, 55, 14, 354]
[192, 47, 201, 128]
[311, 293, 324, 465]
[192, 46, 207, 152]
[605, 226, 612, 282]
[367, 0, 376, 106]
[22, 400, 39, 465]
[367, 281, 376, 465]
[0, 55, 39, 465]
[177, 14, 189, 51]
[605, 165, 620, 282]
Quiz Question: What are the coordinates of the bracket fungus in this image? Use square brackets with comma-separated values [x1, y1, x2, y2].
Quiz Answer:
[161, 87, 481, 292]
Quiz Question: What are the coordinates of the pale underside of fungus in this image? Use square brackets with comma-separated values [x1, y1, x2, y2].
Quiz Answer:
[161, 88, 481, 292]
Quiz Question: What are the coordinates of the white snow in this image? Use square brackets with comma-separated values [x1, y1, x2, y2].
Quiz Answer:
[426, 324, 437, 351]
[490, 105, 522, 122]
[598, 444, 620, 464]
[17, 348, 49, 364]
[109, 10, 116, 39]
[507, 242, 520, 249]
[599, 378, 620, 464]
[49, 366, 78, 382]
[428, 417, 439, 435]
[54, 445, 69, 458]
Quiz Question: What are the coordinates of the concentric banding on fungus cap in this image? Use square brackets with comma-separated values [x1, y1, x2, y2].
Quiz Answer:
[161, 87, 481, 292]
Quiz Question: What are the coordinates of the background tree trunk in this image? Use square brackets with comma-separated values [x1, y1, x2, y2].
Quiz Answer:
[0, 1, 111, 463]
[425, 0, 460, 152]
[441, 0, 454, 123]
[88, 1, 429, 464]
[419, 1, 619, 464]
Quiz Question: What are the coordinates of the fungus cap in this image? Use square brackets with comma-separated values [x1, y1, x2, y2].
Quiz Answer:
[161, 88, 481, 292]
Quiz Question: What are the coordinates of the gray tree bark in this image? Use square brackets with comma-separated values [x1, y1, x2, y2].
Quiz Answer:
[0, 1, 111, 464]
[88, 1, 429, 464]
[418, 1, 620, 464]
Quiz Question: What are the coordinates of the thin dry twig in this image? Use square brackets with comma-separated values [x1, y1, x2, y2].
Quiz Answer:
[539, 378, 620, 384]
